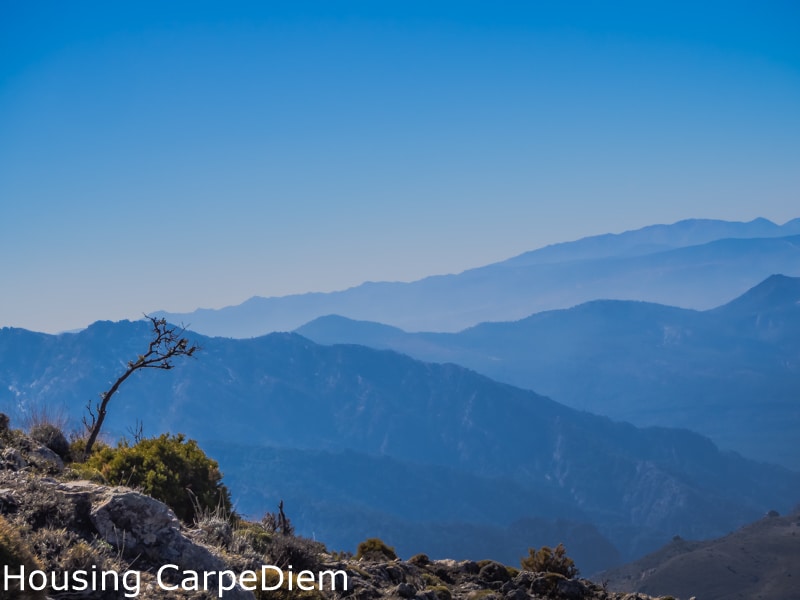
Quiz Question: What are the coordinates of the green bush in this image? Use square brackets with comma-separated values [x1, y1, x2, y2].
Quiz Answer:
[81, 433, 231, 522]
[355, 537, 398, 561]
[520, 543, 578, 578]
[234, 521, 274, 556]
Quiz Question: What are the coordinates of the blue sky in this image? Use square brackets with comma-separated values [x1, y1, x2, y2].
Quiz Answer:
[1, 1, 798, 333]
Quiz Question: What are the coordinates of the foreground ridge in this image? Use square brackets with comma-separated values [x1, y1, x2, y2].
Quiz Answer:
[0, 417, 681, 600]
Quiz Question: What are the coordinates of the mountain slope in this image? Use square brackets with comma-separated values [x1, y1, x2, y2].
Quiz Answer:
[599, 509, 800, 600]
[297, 275, 800, 469]
[155, 220, 800, 336]
[1, 320, 799, 564]
[203, 442, 621, 573]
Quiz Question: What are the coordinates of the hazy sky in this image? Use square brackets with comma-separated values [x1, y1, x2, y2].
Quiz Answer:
[2, 1, 799, 333]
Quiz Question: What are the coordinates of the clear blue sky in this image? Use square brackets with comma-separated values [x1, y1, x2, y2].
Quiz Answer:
[2, 1, 798, 333]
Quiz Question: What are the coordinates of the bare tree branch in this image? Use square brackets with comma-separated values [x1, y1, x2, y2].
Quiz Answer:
[126, 419, 145, 444]
[82, 315, 200, 459]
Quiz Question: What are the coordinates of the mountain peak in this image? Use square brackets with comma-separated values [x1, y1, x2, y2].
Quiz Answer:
[714, 274, 800, 316]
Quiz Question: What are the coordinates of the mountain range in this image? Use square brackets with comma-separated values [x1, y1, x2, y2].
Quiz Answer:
[1, 320, 798, 571]
[155, 218, 800, 336]
[296, 274, 800, 470]
[4, 216, 799, 583]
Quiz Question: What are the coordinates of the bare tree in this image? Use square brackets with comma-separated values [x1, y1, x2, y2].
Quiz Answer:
[262, 499, 295, 536]
[82, 315, 199, 458]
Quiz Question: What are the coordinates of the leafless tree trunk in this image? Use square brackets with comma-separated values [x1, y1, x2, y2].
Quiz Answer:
[82, 315, 199, 459]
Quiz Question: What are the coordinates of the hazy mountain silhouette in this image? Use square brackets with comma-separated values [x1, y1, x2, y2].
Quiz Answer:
[297, 275, 800, 470]
[1, 320, 798, 564]
[499, 217, 800, 265]
[154, 219, 800, 336]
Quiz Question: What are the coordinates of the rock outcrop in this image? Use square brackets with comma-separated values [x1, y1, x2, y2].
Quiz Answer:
[0, 472, 254, 599]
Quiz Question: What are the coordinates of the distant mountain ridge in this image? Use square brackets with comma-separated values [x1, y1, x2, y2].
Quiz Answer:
[154, 218, 800, 337]
[500, 216, 800, 265]
[297, 274, 800, 470]
[1, 320, 799, 566]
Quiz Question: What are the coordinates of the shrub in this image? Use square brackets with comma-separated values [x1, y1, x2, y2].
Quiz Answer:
[422, 572, 445, 587]
[28, 526, 82, 570]
[520, 543, 578, 578]
[81, 433, 231, 522]
[21, 403, 70, 433]
[64, 461, 107, 484]
[0, 515, 47, 600]
[29, 423, 71, 461]
[59, 539, 112, 572]
[328, 549, 354, 561]
[409, 553, 430, 566]
[194, 503, 234, 549]
[429, 585, 452, 600]
[268, 534, 326, 571]
[233, 521, 273, 557]
[254, 568, 324, 600]
[355, 537, 398, 561]
[478, 560, 511, 583]
[14, 478, 76, 530]
[0, 414, 23, 446]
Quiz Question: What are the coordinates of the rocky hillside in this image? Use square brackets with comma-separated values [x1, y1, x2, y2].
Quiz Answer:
[0, 415, 679, 600]
[599, 509, 800, 600]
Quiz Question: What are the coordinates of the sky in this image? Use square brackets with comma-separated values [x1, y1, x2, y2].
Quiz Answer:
[1, 1, 799, 333]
